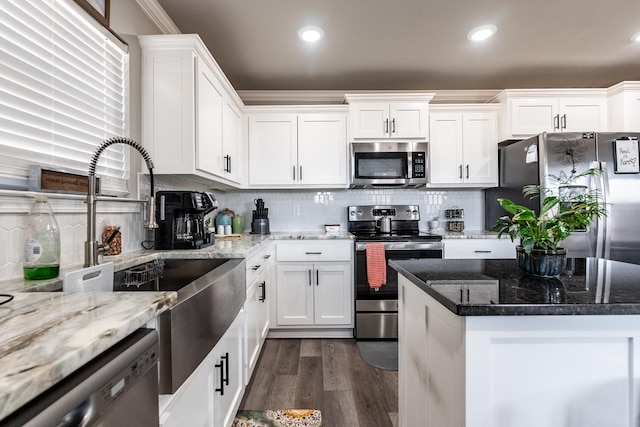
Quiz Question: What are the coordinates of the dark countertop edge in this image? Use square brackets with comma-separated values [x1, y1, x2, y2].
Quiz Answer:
[389, 260, 640, 317]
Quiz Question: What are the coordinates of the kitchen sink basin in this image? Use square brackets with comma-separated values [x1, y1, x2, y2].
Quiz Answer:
[112, 257, 247, 394]
[113, 258, 231, 292]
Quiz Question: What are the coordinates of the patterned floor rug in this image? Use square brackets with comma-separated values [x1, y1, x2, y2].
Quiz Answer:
[232, 409, 322, 427]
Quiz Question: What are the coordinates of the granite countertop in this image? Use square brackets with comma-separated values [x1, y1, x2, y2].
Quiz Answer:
[391, 257, 640, 316]
[0, 291, 177, 421]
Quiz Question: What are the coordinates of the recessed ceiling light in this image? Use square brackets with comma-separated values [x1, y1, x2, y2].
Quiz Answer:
[467, 25, 497, 42]
[631, 31, 640, 42]
[298, 26, 324, 43]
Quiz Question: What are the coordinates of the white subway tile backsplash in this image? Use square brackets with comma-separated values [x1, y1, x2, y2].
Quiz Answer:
[0, 186, 486, 281]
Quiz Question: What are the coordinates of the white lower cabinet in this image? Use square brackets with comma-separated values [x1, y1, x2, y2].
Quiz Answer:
[443, 238, 517, 259]
[160, 311, 245, 427]
[212, 312, 245, 427]
[244, 243, 273, 382]
[274, 240, 353, 328]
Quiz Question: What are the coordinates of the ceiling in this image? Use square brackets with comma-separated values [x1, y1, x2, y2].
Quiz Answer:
[155, 0, 640, 99]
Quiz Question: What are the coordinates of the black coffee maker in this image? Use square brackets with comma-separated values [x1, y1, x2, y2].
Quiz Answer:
[155, 191, 217, 249]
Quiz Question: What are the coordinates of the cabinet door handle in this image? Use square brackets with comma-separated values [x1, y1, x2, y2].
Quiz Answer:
[459, 165, 463, 179]
[292, 165, 296, 180]
[316, 269, 319, 286]
[466, 164, 469, 179]
[215, 359, 225, 395]
[466, 288, 470, 302]
[392, 118, 396, 133]
[299, 165, 303, 181]
[259, 281, 266, 302]
[384, 118, 389, 134]
[553, 114, 560, 130]
[222, 352, 230, 386]
[308, 269, 312, 286]
[224, 155, 231, 173]
[561, 114, 567, 130]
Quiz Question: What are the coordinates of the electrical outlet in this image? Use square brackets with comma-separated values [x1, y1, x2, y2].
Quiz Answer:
[292, 205, 300, 216]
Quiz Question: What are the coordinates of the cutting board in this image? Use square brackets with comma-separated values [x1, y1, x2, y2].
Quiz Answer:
[63, 262, 114, 292]
[216, 234, 244, 241]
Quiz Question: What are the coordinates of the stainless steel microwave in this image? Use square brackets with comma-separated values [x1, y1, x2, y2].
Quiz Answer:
[350, 142, 428, 188]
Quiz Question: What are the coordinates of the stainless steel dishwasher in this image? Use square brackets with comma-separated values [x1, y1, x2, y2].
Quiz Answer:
[3, 328, 160, 426]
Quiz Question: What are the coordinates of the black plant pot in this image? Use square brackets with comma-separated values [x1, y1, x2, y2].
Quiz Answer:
[516, 246, 567, 277]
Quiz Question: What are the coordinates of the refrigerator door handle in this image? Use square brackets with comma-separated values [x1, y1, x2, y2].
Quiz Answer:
[598, 161, 611, 260]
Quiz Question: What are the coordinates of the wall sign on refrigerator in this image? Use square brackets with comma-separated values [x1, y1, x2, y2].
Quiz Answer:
[613, 138, 639, 174]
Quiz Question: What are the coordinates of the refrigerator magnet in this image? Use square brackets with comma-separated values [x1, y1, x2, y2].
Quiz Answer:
[613, 138, 639, 174]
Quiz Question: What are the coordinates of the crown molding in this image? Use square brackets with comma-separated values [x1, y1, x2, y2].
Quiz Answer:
[136, 0, 181, 34]
[238, 89, 501, 105]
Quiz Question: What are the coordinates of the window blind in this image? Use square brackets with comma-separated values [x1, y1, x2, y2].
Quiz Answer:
[0, 0, 130, 195]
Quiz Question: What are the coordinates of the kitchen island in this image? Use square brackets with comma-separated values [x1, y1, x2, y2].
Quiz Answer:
[392, 257, 640, 427]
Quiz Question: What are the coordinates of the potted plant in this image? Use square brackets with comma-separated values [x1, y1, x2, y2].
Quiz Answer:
[491, 168, 608, 277]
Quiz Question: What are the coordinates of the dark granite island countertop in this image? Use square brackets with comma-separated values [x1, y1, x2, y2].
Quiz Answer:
[390, 257, 640, 316]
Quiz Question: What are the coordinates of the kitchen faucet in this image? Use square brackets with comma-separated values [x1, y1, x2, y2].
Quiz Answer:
[85, 137, 157, 267]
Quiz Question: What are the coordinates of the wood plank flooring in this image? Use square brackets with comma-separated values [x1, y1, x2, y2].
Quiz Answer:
[240, 338, 398, 427]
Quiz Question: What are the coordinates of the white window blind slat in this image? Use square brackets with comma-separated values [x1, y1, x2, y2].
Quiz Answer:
[0, 0, 129, 196]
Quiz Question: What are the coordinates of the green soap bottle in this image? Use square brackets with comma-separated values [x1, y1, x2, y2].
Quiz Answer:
[24, 195, 61, 280]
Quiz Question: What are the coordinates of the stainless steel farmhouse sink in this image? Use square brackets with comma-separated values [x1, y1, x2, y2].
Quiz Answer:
[113, 258, 246, 394]
[112, 257, 246, 394]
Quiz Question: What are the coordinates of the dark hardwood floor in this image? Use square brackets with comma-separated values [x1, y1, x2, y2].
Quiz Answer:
[240, 338, 398, 427]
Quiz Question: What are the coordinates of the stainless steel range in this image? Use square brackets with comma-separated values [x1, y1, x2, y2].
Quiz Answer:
[348, 205, 443, 340]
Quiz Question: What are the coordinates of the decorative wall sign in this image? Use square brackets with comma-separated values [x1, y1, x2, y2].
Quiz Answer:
[74, 0, 110, 28]
[29, 166, 100, 195]
[613, 138, 639, 174]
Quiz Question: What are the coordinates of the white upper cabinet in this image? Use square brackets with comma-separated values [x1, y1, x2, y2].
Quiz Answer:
[495, 89, 607, 140]
[607, 81, 640, 132]
[345, 94, 434, 140]
[139, 34, 244, 186]
[247, 109, 348, 188]
[429, 106, 499, 187]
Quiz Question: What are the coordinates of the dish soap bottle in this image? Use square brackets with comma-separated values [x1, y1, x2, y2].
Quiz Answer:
[23, 195, 61, 280]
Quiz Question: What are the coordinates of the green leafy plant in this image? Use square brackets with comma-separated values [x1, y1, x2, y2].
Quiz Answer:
[491, 168, 608, 254]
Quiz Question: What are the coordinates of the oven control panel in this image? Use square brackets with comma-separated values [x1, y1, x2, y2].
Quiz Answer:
[348, 205, 420, 221]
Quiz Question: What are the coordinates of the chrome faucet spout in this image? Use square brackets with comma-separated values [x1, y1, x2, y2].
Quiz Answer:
[85, 137, 157, 267]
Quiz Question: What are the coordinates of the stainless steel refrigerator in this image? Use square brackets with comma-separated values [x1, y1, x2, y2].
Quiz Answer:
[485, 132, 640, 264]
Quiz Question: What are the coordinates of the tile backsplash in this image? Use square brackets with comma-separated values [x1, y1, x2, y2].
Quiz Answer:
[0, 184, 485, 281]
[214, 188, 484, 233]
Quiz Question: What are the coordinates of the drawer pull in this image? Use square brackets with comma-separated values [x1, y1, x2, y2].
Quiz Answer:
[252, 265, 261, 271]
[263, 254, 271, 259]
[474, 250, 492, 253]
[305, 252, 322, 255]
[259, 281, 266, 302]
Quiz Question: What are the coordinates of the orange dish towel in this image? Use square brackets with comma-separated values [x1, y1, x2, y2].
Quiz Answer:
[366, 243, 387, 289]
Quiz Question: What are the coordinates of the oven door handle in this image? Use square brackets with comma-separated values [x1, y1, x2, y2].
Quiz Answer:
[355, 241, 443, 251]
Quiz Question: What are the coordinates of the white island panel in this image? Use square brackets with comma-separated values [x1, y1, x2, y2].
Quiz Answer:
[465, 315, 640, 427]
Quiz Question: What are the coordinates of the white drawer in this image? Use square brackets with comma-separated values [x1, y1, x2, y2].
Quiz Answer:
[276, 240, 353, 262]
[444, 239, 517, 259]
[246, 242, 275, 286]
